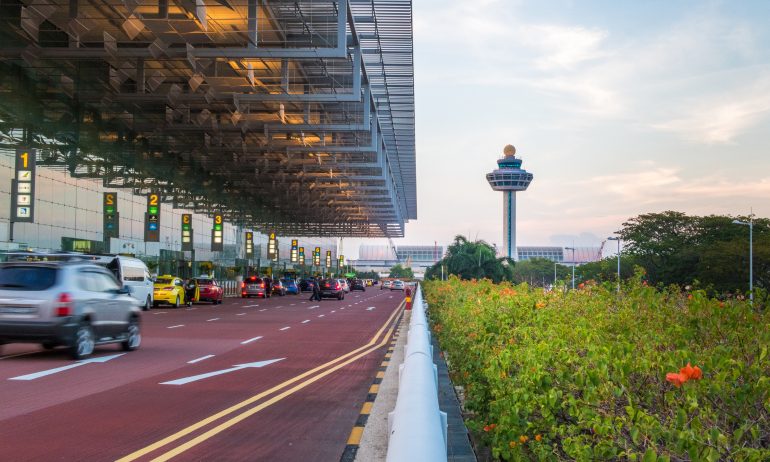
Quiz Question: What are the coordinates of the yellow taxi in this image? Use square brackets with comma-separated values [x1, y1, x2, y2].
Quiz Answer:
[153, 275, 186, 308]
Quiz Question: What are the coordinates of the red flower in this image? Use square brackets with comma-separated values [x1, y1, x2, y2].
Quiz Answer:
[680, 363, 695, 380]
[691, 366, 703, 380]
[666, 372, 687, 387]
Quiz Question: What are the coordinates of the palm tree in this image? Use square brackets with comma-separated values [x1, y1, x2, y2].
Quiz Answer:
[427, 235, 513, 282]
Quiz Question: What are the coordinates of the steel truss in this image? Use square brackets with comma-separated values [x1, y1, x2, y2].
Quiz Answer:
[0, 0, 415, 237]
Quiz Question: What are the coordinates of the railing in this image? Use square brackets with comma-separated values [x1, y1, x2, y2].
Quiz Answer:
[221, 280, 240, 297]
[387, 284, 448, 461]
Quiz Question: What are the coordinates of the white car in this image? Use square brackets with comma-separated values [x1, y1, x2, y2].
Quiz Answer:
[381, 281, 392, 290]
[391, 280, 405, 291]
[91, 255, 154, 311]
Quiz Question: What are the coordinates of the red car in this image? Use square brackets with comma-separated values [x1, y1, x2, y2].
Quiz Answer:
[194, 278, 224, 304]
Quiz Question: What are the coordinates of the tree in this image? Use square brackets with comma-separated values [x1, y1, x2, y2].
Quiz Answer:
[425, 235, 514, 283]
[389, 264, 414, 279]
[510, 258, 571, 287]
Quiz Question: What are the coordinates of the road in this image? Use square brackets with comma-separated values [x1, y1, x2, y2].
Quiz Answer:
[0, 288, 404, 461]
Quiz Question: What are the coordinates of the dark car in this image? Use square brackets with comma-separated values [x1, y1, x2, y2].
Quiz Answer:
[350, 279, 366, 292]
[272, 279, 287, 296]
[299, 279, 317, 292]
[241, 276, 270, 298]
[282, 279, 300, 295]
[319, 279, 345, 300]
[194, 278, 224, 304]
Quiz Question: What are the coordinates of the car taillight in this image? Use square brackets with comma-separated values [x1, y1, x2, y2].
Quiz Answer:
[241, 282, 245, 288]
[260, 283, 265, 288]
[56, 293, 72, 317]
[163, 287, 174, 291]
[335, 283, 341, 290]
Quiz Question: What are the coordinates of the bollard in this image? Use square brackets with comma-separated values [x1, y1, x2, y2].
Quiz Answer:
[405, 286, 413, 310]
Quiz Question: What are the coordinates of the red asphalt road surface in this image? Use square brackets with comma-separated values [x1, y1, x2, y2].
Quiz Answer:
[0, 288, 405, 461]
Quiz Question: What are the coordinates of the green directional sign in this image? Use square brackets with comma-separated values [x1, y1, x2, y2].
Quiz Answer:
[181, 214, 193, 251]
[103, 192, 119, 239]
[211, 214, 223, 251]
[245, 231, 254, 258]
[144, 193, 161, 242]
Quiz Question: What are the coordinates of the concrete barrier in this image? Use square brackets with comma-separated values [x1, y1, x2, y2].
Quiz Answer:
[387, 285, 448, 462]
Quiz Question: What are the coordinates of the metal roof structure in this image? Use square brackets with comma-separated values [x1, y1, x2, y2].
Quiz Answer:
[0, 0, 415, 237]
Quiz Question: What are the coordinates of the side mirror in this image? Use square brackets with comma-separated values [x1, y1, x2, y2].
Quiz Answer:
[117, 286, 131, 295]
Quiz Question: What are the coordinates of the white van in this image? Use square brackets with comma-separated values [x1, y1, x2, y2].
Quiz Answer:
[90, 255, 154, 311]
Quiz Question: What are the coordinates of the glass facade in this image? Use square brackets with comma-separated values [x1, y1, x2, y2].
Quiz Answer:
[0, 147, 335, 278]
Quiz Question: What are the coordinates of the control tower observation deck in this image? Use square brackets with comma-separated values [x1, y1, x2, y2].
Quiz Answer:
[485, 145, 534, 260]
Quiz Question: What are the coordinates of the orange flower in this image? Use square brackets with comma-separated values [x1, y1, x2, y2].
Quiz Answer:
[680, 363, 695, 380]
[535, 434, 542, 442]
[483, 425, 490, 432]
[509, 441, 517, 448]
[666, 372, 687, 387]
[489, 423, 497, 430]
[687, 294, 693, 300]
[718, 302, 725, 308]
[578, 283, 585, 289]
[519, 435, 529, 443]
[536, 301, 546, 309]
[691, 366, 703, 380]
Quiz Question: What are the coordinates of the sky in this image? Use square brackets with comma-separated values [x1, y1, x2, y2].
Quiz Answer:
[352, 0, 770, 257]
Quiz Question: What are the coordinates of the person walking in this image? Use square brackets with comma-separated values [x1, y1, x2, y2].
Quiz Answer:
[310, 277, 321, 301]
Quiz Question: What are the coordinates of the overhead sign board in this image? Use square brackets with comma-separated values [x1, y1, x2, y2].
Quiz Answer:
[267, 232, 277, 260]
[11, 148, 36, 223]
[298, 246, 305, 265]
[144, 193, 161, 242]
[313, 247, 321, 266]
[103, 192, 119, 239]
[245, 232, 254, 258]
[181, 214, 193, 251]
[326, 250, 332, 268]
[290, 239, 298, 263]
[211, 214, 223, 251]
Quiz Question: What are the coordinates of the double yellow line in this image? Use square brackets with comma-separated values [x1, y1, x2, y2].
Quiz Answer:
[117, 300, 405, 462]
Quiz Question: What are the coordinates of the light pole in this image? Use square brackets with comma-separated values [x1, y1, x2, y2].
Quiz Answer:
[732, 217, 754, 305]
[565, 247, 576, 289]
[607, 237, 621, 293]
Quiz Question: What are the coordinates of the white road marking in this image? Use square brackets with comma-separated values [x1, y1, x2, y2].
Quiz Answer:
[331, 310, 336, 313]
[9, 354, 125, 381]
[276, 306, 283, 308]
[290, 304, 296, 306]
[160, 358, 284, 385]
[318, 314, 325, 318]
[302, 320, 310, 324]
[259, 309, 267, 312]
[340, 308, 345, 310]
[241, 336, 263, 345]
[280, 327, 290, 331]
[206, 318, 220, 322]
[167, 324, 185, 329]
[188, 355, 215, 364]
[301, 301, 307, 304]
[236, 313, 246, 316]
[244, 304, 260, 307]
[366, 306, 376, 311]
[152, 311, 168, 315]
[308, 305, 319, 310]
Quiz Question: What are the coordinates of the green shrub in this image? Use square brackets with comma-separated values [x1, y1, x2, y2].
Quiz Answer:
[425, 276, 770, 461]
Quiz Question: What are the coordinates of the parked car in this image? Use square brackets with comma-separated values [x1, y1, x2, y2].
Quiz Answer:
[282, 279, 300, 295]
[272, 279, 287, 296]
[350, 279, 366, 291]
[0, 260, 142, 359]
[90, 255, 154, 311]
[339, 279, 350, 293]
[319, 279, 345, 300]
[299, 279, 316, 292]
[391, 280, 406, 291]
[241, 276, 270, 298]
[381, 280, 392, 290]
[153, 275, 187, 307]
[194, 277, 224, 304]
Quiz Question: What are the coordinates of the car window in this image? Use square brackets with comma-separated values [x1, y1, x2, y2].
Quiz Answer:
[123, 265, 145, 282]
[95, 271, 121, 291]
[156, 278, 173, 285]
[0, 266, 58, 291]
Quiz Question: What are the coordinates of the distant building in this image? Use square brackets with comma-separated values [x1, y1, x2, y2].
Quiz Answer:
[351, 244, 444, 278]
[517, 246, 602, 265]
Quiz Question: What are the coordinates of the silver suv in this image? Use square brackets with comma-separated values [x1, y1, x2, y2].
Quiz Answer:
[0, 261, 142, 359]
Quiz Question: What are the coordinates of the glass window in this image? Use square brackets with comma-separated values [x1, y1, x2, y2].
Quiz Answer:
[0, 266, 58, 291]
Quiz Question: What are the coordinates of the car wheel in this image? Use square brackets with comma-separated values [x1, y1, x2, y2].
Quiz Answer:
[143, 297, 152, 311]
[121, 318, 141, 351]
[70, 322, 95, 360]
[174, 295, 180, 308]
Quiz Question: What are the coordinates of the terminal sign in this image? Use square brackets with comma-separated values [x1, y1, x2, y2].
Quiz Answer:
[103, 192, 120, 239]
[290, 239, 298, 263]
[313, 247, 321, 266]
[181, 214, 193, 251]
[11, 147, 36, 223]
[211, 214, 223, 251]
[326, 250, 332, 268]
[298, 247, 305, 265]
[267, 232, 277, 260]
[245, 232, 254, 258]
[144, 193, 161, 242]
[338, 254, 344, 268]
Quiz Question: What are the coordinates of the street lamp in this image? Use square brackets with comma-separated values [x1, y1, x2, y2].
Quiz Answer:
[565, 247, 576, 289]
[732, 218, 754, 305]
[607, 237, 621, 293]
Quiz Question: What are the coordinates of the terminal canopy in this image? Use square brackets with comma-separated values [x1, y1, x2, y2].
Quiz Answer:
[0, 0, 416, 237]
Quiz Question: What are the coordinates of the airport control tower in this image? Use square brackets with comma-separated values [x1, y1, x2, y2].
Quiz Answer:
[486, 145, 534, 260]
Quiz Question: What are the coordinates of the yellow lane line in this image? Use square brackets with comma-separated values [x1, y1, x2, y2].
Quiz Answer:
[369, 384, 380, 394]
[360, 402, 373, 415]
[347, 427, 365, 445]
[151, 327, 395, 461]
[116, 300, 404, 462]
